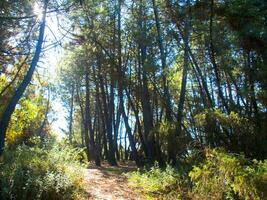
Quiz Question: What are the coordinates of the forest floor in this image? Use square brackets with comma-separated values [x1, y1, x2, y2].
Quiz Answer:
[83, 161, 143, 200]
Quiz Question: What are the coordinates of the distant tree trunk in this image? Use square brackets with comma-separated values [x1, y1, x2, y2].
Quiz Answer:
[114, 105, 121, 161]
[39, 86, 50, 140]
[98, 59, 116, 166]
[246, 52, 259, 120]
[245, 51, 263, 157]
[124, 130, 128, 160]
[152, 0, 172, 122]
[0, 0, 48, 156]
[117, 0, 140, 166]
[209, 0, 229, 113]
[125, 89, 149, 159]
[75, 82, 85, 147]
[92, 63, 107, 160]
[165, 0, 214, 108]
[120, 99, 141, 166]
[85, 70, 100, 166]
[176, 13, 189, 135]
[82, 74, 91, 162]
[68, 84, 75, 143]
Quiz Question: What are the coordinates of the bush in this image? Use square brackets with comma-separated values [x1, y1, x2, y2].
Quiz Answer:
[127, 149, 267, 200]
[0, 140, 86, 200]
[189, 149, 267, 200]
[127, 163, 190, 199]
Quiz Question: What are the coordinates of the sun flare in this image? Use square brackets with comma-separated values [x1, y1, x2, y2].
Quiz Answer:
[33, 2, 43, 20]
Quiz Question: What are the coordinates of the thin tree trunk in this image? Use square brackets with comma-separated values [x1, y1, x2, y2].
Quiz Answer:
[176, 4, 190, 136]
[0, 55, 29, 97]
[125, 89, 150, 158]
[68, 83, 75, 143]
[117, 0, 140, 166]
[152, 0, 172, 122]
[114, 104, 121, 161]
[209, 0, 229, 113]
[39, 86, 50, 140]
[85, 70, 100, 166]
[76, 81, 85, 147]
[93, 62, 108, 160]
[98, 59, 116, 165]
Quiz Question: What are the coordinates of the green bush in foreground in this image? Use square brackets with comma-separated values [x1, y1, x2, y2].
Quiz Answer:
[127, 149, 267, 200]
[0, 139, 86, 200]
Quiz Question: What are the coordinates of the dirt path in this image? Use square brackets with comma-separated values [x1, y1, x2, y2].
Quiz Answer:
[83, 162, 142, 200]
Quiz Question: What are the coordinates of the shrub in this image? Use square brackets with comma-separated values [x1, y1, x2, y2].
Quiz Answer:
[127, 163, 190, 199]
[127, 149, 267, 200]
[189, 149, 267, 200]
[0, 140, 86, 200]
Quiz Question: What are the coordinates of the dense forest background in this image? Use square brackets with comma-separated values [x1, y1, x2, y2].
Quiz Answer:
[0, 0, 266, 199]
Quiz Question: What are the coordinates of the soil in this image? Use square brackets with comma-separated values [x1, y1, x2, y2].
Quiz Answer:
[83, 162, 143, 200]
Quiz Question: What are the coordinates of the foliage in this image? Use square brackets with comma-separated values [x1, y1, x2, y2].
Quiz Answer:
[6, 95, 46, 145]
[128, 149, 267, 200]
[194, 109, 252, 133]
[1, 68, 50, 146]
[155, 121, 191, 164]
[127, 162, 190, 200]
[0, 139, 86, 200]
[189, 149, 267, 200]
[193, 109, 262, 157]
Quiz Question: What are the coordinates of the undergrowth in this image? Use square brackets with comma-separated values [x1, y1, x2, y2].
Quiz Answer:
[127, 149, 267, 200]
[0, 138, 87, 200]
[127, 163, 190, 199]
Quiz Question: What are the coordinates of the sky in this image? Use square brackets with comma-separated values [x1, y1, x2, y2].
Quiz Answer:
[34, 2, 70, 139]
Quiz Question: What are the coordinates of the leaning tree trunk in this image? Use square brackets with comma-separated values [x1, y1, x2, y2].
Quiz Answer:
[176, 1, 190, 136]
[0, 0, 48, 156]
